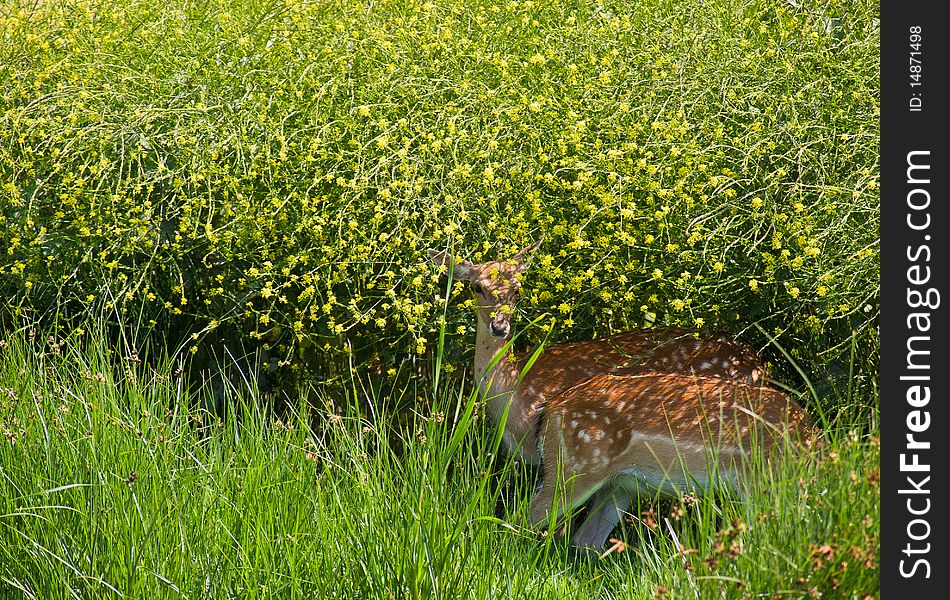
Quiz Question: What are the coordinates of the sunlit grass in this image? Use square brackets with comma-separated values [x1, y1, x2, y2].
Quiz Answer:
[0, 332, 879, 598]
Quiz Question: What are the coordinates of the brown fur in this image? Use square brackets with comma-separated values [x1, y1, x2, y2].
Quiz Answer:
[529, 372, 809, 527]
[428, 244, 811, 549]
[428, 247, 767, 464]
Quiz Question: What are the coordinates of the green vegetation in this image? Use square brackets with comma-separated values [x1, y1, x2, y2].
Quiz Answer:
[0, 0, 879, 597]
[1, 334, 878, 598]
[1, 0, 878, 387]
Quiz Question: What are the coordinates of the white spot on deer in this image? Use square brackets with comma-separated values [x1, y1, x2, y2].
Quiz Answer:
[578, 430, 591, 443]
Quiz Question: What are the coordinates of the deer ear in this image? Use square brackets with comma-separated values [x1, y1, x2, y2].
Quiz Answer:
[514, 238, 544, 272]
[427, 249, 475, 281]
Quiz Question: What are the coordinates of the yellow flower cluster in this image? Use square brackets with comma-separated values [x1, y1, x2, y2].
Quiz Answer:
[0, 0, 879, 383]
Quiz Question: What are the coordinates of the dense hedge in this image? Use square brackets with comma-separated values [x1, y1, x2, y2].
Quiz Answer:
[0, 0, 878, 394]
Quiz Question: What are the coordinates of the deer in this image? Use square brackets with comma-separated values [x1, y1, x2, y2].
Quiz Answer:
[427, 241, 774, 465]
[531, 372, 809, 549]
[427, 242, 810, 550]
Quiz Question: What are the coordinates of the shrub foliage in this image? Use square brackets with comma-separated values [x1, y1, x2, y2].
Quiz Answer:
[0, 0, 879, 392]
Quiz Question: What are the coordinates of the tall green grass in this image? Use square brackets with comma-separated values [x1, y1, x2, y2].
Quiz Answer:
[1, 331, 879, 598]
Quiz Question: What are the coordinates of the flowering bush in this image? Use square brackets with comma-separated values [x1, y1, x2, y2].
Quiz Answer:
[0, 0, 878, 390]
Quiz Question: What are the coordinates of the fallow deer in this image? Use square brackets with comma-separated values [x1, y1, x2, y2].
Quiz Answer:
[427, 242, 769, 465]
[427, 242, 810, 550]
[531, 372, 808, 549]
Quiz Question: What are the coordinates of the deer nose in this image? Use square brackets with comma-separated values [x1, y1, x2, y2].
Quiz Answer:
[489, 321, 510, 338]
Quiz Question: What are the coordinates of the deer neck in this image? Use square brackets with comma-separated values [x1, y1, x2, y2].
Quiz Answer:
[473, 318, 523, 429]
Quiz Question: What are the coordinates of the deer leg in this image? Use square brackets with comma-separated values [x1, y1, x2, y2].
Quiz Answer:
[571, 486, 633, 550]
[529, 437, 607, 530]
[530, 411, 607, 528]
[529, 469, 606, 528]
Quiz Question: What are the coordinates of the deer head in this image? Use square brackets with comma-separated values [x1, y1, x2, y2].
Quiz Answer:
[427, 240, 543, 339]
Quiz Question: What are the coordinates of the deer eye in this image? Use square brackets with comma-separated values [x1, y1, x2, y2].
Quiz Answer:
[472, 283, 484, 295]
